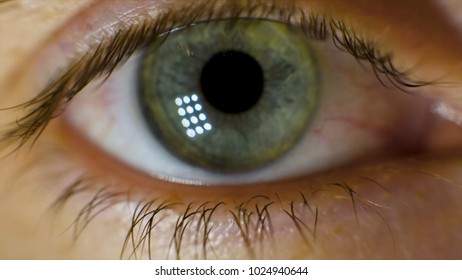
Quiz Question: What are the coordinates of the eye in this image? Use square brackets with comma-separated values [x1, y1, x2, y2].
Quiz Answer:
[65, 17, 431, 185]
[2, 0, 462, 260]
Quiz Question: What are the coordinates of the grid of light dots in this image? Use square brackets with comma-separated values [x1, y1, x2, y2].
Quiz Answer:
[175, 94, 213, 138]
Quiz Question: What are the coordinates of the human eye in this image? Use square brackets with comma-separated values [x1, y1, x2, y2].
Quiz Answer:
[0, 0, 461, 260]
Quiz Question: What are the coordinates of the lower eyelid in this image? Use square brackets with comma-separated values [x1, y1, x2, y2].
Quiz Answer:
[55, 108, 462, 201]
[56, 116, 301, 198]
[25, 125, 462, 259]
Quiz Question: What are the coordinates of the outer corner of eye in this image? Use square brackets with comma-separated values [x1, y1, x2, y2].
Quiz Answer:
[62, 18, 432, 186]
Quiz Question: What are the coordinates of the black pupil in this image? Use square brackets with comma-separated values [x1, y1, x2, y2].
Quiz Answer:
[200, 50, 264, 114]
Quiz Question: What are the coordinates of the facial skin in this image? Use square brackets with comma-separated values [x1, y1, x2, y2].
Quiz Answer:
[0, 0, 461, 259]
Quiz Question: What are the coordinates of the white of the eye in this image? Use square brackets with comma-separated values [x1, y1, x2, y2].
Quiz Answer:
[68, 53, 337, 185]
[69, 48, 411, 185]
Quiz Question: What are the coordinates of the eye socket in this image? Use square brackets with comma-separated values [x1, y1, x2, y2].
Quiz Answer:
[65, 18, 433, 185]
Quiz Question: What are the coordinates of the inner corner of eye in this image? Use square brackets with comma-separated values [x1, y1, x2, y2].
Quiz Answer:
[68, 18, 326, 185]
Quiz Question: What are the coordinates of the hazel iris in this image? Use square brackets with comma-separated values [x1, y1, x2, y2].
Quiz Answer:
[139, 19, 320, 172]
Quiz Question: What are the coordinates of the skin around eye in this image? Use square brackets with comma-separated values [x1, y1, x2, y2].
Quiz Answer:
[0, 0, 461, 260]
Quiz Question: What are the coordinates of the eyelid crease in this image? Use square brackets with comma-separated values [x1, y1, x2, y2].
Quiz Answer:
[0, 0, 431, 153]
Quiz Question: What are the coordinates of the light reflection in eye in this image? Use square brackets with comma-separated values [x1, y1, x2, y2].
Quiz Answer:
[63, 17, 438, 184]
[175, 94, 213, 138]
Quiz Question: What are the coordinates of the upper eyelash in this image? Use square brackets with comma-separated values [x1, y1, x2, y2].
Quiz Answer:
[0, 0, 430, 152]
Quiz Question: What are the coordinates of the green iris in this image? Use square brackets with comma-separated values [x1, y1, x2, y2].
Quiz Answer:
[139, 19, 320, 172]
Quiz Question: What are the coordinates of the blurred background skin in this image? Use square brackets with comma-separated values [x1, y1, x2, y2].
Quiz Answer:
[0, 0, 461, 259]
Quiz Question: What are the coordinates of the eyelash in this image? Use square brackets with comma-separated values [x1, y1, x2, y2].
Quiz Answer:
[0, 0, 429, 152]
[0, 0, 436, 259]
[46, 162, 395, 260]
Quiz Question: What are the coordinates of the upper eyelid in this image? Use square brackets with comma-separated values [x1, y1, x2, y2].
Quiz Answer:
[3, 0, 456, 97]
[2, 1, 461, 91]
[0, 0, 444, 151]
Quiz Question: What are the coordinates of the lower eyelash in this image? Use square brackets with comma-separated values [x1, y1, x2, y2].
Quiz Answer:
[8, 138, 461, 259]
[38, 145, 398, 259]
[52, 177, 393, 260]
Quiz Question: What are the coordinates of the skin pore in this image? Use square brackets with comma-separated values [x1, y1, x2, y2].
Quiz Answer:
[0, 0, 461, 259]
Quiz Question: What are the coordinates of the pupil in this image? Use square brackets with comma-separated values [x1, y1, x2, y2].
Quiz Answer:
[200, 50, 264, 114]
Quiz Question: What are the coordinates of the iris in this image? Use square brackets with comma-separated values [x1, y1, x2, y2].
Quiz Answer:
[139, 19, 320, 172]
